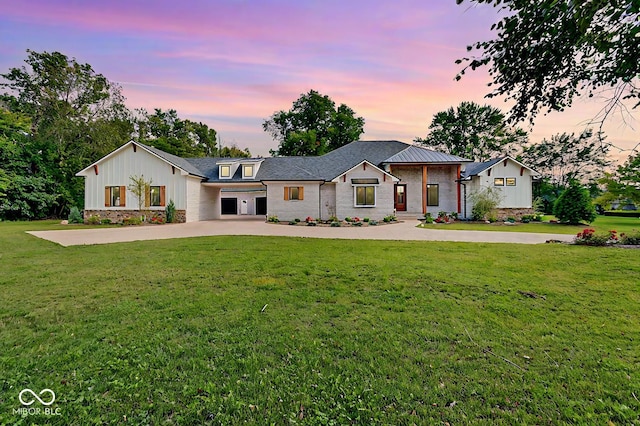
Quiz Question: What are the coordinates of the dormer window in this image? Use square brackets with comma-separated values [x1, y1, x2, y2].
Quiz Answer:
[242, 164, 254, 179]
[220, 165, 231, 178]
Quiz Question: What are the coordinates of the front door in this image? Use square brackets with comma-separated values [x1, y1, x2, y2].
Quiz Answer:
[255, 197, 267, 215]
[394, 184, 407, 211]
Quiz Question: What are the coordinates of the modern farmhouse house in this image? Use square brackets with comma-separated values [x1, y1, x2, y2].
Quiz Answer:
[76, 140, 538, 222]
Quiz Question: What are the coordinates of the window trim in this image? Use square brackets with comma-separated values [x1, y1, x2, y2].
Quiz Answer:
[426, 184, 439, 207]
[354, 185, 376, 207]
[494, 178, 505, 186]
[242, 164, 254, 179]
[284, 186, 304, 201]
[219, 164, 231, 179]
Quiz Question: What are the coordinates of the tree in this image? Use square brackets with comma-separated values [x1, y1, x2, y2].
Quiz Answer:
[263, 90, 365, 156]
[218, 144, 251, 158]
[128, 174, 152, 213]
[469, 186, 503, 221]
[456, 1, 640, 124]
[134, 108, 217, 157]
[415, 101, 528, 161]
[519, 129, 610, 188]
[596, 151, 640, 207]
[553, 180, 597, 224]
[1, 50, 133, 215]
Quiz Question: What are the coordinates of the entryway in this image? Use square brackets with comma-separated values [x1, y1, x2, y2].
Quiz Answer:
[394, 184, 407, 212]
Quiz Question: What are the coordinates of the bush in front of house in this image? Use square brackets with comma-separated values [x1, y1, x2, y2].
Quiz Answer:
[68, 207, 83, 224]
[470, 186, 502, 221]
[620, 231, 640, 245]
[165, 199, 176, 223]
[86, 215, 101, 225]
[123, 217, 143, 226]
[554, 181, 597, 225]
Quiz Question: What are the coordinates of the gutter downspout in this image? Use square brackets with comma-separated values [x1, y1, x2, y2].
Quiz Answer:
[319, 181, 326, 220]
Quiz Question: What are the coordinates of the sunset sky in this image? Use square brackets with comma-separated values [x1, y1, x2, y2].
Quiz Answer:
[1, 0, 637, 161]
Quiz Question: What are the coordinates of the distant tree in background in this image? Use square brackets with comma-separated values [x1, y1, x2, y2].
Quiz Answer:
[596, 152, 640, 208]
[520, 129, 610, 188]
[218, 144, 251, 158]
[456, 1, 640, 125]
[1, 50, 132, 216]
[134, 108, 218, 157]
[415, 101, 527, 161]
[264, 90, 365, 156]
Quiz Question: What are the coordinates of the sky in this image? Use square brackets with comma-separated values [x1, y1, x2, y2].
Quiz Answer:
[0, 0, 637, 162]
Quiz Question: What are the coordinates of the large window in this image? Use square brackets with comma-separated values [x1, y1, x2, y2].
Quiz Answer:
[105, 186, 125, 207]
[284, 186, 304, 200]
[427, 184, 439, 206]
[355, 186, 376, 207]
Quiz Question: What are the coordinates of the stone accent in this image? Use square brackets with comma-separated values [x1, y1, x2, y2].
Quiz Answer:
[83, 209, 186, 223]
[494, 208, 534, 220]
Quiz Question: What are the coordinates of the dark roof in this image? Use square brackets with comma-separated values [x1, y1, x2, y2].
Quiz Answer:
[136, 142, 208, 178]
[132, 140, 470, 183]
[460, 157, 506, 179]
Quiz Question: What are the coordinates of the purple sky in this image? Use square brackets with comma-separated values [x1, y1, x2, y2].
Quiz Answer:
[1, 0, 637, 160]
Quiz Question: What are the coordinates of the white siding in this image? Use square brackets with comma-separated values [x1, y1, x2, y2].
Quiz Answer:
[82, 145, 188, 210]
[186, 177, 203, 222]
[320, 183, 337, 219]
[335, 165, 395, 220]
[264, 181, 322, 221]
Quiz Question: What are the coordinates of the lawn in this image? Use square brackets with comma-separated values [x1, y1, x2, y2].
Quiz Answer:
[418, 215, 640, 235]
[1, 221, 639, 424]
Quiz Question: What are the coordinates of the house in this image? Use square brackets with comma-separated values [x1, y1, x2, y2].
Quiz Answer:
[76, 140, 537, 223]
[460, 156, 540, 219]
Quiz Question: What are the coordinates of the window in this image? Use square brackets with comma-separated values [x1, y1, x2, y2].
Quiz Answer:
[219, 165, 231, 178]
[494, 178, 505, 186]
[427, 184, 439, 206]
[355, 186, 376, 207]
[284, 186, 304, 201]
[105, 186, 125, 207]
[144, 185, 166, 207]
[506, 178, 516, 186]
[242, 164, 254, 178]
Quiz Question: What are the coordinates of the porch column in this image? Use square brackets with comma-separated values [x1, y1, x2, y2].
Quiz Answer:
[422, 165, 427, 214]
[457, 165, 461, 214]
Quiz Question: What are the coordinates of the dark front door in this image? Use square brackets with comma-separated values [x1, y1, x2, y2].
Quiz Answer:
[255, 197, 267, 215]
[221, 198, 238, 215]
[394, 184, 407, 211]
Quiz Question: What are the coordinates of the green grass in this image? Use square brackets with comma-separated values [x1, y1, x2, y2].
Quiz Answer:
[1, 220, 639, 424]
[418, 215, 640, 235]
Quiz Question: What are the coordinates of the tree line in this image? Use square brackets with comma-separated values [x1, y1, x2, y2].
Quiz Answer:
[0, 50, 249, 220]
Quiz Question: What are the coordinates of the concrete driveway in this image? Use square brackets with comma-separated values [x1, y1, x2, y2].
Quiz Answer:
[28, 220, 574, 246]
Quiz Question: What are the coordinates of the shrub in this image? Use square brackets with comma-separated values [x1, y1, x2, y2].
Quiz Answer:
[123, 217, 142, 226]
[383, 215, 397, 223]
[363, 217, 370, 222]
[68, 207, 83, 224]
[86, 215, 101, 225]
[307, 221, 317, 226]
[100, 218, 112, 225]
[305, 216, 314, 223]
[603, 211, 640, 218]
[470, 187, 503, 221]
[574, 228, 618, 246]
[620, 231, 640, 245]
[554, 181, 597, 225]
[330, 221, 341, 227]
[506, 216, 516, 223]
[352, 221, 363, 227]
[294, 218, 301, 223]
[344, 217, 352, 222]
[424, 213, 434, 224]
[369, 220, 378, 226]
[150, 216, 165, 224]
[267, 215, 279, 223]
[165, 199, 176, 223]
[328, 215, 339, 222]
[288, 221, 297, 225]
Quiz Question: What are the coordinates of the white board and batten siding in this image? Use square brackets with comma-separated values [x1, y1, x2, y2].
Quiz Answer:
[81, 145, 191, 211]
[466, 159, 535, 212]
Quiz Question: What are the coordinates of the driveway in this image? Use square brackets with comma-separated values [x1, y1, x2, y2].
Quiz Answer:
[28, 220, 574, 246]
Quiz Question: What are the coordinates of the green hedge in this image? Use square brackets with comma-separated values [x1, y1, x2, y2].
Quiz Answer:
[603, 210, 640, 218]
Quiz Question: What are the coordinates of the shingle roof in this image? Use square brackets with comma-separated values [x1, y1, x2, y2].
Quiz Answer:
[460, 157, 506, 179]
[136, 142, 208, 178]
[128, 140, 470, 183]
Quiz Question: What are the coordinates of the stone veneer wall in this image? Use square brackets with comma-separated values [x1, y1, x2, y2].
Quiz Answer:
[494, 208, 534, 220]
[83, 210, 187, 223]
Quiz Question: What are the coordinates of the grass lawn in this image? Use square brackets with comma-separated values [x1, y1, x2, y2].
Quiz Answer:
[1, 220, 639, 424]
[418, 215, 640, 235]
